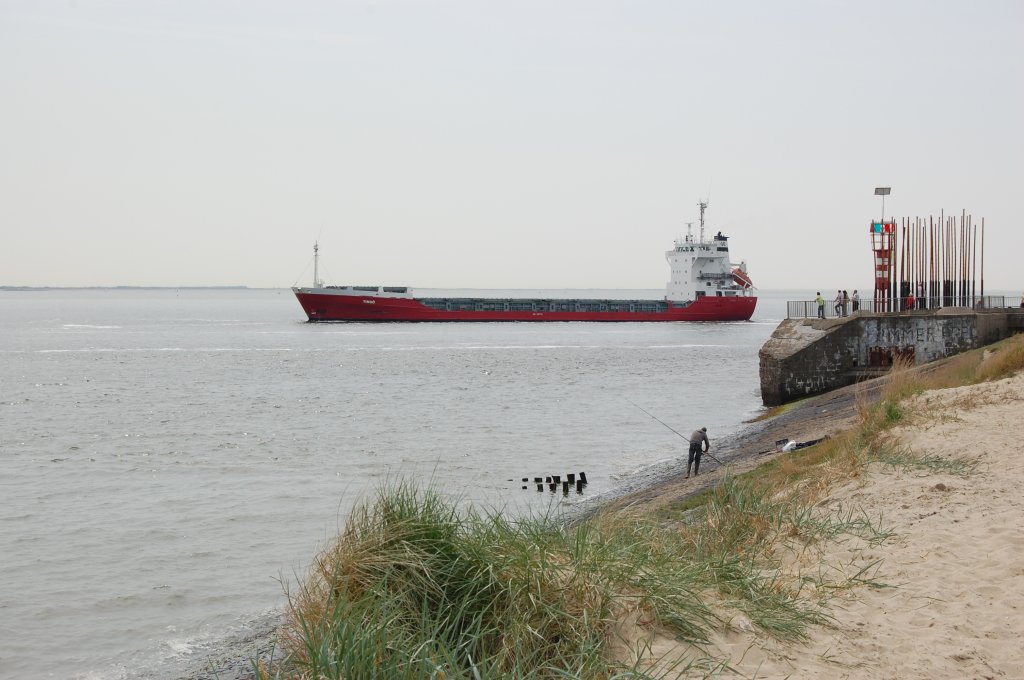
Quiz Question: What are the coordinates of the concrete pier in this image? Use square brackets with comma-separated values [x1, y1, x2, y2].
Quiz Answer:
[759, 308, 1024, 406]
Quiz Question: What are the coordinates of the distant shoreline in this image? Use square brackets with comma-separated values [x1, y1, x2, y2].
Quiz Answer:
[0, 285, 251, 291]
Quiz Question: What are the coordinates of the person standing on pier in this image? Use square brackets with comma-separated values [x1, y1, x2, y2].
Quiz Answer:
[816, 292, 825, 318]
[852, 289, 860, 312]
[834, 290, 843, 316]
[687, 427, 709, 478]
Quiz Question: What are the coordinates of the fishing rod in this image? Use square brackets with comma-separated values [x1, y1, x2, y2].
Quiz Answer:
[625, 398, 723, 466]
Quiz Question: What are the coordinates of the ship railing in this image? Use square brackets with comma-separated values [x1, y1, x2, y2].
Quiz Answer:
[787, 295, 1012, 319]
[326, 285, 409, 294]
[674, 242, 721, 251]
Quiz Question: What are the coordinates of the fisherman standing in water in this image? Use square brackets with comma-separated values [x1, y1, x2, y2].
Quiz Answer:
[687, 427, 710, 478]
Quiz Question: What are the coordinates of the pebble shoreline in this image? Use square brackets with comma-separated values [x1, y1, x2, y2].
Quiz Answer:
[171, 612, 284, 680]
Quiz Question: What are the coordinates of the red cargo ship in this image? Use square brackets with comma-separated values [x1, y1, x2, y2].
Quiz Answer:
[293, 202, 756, 322]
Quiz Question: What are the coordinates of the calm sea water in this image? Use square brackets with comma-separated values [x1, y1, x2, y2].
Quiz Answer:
[0, 288, 791, 679]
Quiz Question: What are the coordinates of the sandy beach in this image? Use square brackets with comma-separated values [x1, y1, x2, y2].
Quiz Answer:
[658, 371, 1024, 679]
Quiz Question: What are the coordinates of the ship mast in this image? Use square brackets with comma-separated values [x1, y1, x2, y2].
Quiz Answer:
[313, 241, 321, 289]
[698, 200, 708, 243]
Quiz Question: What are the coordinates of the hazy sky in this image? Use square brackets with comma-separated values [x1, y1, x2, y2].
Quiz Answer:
[2, 0, 1021, 291]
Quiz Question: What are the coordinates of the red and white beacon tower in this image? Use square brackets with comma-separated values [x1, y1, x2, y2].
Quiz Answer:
[870, 219, 896, 312]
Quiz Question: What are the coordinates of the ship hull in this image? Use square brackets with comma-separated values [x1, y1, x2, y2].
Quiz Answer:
[293, 288, 757, 322]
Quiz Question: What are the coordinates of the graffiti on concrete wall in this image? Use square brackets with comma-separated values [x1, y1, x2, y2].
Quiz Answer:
[865, 318, 975, 346]
[861, 317, 976, 365]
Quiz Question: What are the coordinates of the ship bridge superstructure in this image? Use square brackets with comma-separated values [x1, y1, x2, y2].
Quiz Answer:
[665, 201, 754, 303]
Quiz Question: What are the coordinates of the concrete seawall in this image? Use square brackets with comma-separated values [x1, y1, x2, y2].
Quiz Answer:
[759, 308, 1024, 406]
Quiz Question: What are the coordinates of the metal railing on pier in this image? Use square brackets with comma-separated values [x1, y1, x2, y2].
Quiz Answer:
[787, 295, 1013, 319]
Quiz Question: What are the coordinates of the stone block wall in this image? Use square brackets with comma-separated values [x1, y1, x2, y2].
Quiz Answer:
[759, 311, 1017, 406]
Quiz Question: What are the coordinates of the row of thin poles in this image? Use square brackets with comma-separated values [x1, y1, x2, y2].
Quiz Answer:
[877, 212, 984, 312]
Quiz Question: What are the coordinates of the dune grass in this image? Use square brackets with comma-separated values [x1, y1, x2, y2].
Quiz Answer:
[922, 330, 1024, 388]
[259, 333, 1023, 679]
[268, 482, 728, 679]
[259, 474, 891, 678]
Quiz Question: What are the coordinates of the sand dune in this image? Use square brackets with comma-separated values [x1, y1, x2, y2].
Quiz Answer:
[698, 372, 1024, 679]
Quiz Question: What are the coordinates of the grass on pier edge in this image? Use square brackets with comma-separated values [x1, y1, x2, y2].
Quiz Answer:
[256, 333, 1024, 680]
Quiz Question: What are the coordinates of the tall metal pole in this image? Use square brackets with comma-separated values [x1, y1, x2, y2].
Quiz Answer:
[972, 218, 977, 303]
[980, 218, 985, 300]
[922, 220, 927, 304]
[901, 219, 906, 310]
[892, 220, 898, 312]
[944, 213, 949, 307]
[930, 217, 935, 308]
[956, 213, 961, 305]
[955, 216, 960, 305]
[940, 217, 945, 307]
[942, 216, 947, 307]
[961, 211, 967, 305]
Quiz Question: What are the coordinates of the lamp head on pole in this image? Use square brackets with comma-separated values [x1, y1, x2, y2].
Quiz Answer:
[874, 187, 892, 225]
